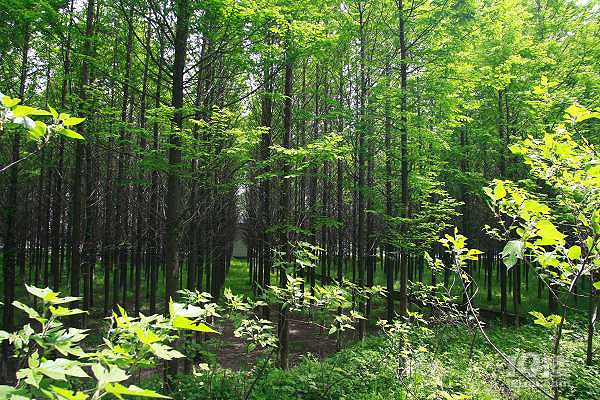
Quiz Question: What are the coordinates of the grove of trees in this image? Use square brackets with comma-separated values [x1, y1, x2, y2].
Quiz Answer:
[1, 0, 600, 399]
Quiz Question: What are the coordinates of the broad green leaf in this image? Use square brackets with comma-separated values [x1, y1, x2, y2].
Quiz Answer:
[493, 182, 506, 200]
[48, 296, 83, 305]
[593, 282, 600, 290]
[29, 120, 47, 139]
[588, 165, 600, 178]
[48, 106, 58, 119]
[92, 363, 129, 386]
[12, 105, 51, 117]
[2, 95, 21, 107]
[61, 129, 85, 140]
[567, 245, 581, 260]
[38, 359, 89, 380]
[25, 285, 57, 302]
[105, 383, 170, 399]
[63, 117, 85, 126]
[565, 104, 585, 118]
[529, 311, 562, 329]
[593, 211, 600, 234]
[12, 300, 41, 320]
[135, 328, 162, 345]
[148, 343, 185, 360]
[171, 315, 219, 333]
[16, 367, 42, 388]
[535, 220, 565, 246]
[0, 385, 18, 398]
[49, 305, 88, 317]
[523, 199, 549, 215]
[501, 240, 523, 269]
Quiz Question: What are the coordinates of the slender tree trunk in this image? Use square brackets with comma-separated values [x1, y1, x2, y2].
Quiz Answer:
[70, 0, 94, 326]
[357, 0, 367, 339]
[165, 0, 190, 378]
[384, 63, 394, 321]
[149, 37, 164, 314]
[397, 0, 409, 316]
[278, 47, 293, 370]
[259, 54, 273, 320]
[115, 9, 134, 309]
[135, 25, 152, 315]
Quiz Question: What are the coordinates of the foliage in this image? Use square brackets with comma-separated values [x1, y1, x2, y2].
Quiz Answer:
[485, 104, 600, 299]
[0, 94, 85, 143]
[0, 285, 217, 400]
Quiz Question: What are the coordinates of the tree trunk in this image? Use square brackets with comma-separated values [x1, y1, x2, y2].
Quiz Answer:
[259, 53, 274, 320]
[357, 0, 367, 339]
[278, 48, 293, 370]
[397, 0, 409, 317]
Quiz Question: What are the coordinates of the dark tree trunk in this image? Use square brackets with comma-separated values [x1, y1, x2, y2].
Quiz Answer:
[149, 36, 164, 314]
[397, 0, 408, 317]
[165, 0, 190, 377]
[384, 63, 394, 321]
[259, 54, 273, 320]
[115, 9, 134, 309]
[357, 0, 367, 339]
[278, 48, 293, 370]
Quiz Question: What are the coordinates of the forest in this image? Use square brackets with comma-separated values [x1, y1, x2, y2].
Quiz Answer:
[1, 0, 600, 398]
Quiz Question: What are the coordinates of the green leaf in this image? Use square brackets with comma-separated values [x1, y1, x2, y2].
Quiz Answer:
[51, 386, 88, 400]
[493, 182, 506, 200]
[29, 121, 47, 139]
[567, 245, 581, 260]
[529, 311, 562, 329]
[171, 315, 219, 333]
[25, 285, 57, 302]
[105, 383, 170, 399]
[523, 199, 549, 215]
[49, 305, 88, 317]
[535, 220, 565, 246]
[12, 105, 51, 117]
[588, 165, 600, 178]
[593, 282, 600, 290]
[48, 106, 58, 119]
[92, 363, 129, 386]
[61, 129, 85, 140]
[148, 343, 185, 360]
[12, 300, 41, 320]
[63, 117, 85, 126]
[0, 385, 18, 398]
[2, 95, 21, 108]
[501, 240, 523, 269]
[135, 328, 162, 345]
[16, 367, 42, 388]
[48, 296, 83, 305]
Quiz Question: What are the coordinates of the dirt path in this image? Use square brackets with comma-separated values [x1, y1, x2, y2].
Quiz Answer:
[213, 313, 340, 370]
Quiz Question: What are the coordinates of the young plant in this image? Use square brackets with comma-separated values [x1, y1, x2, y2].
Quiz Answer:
[0, 285, 217, 400]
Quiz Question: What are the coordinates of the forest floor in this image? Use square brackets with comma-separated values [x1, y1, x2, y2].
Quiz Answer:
[214, 312, 339, 370]
[152, 321, 600, 400]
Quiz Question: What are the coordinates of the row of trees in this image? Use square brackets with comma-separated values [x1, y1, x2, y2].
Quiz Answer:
[1, 0, 599, 369]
